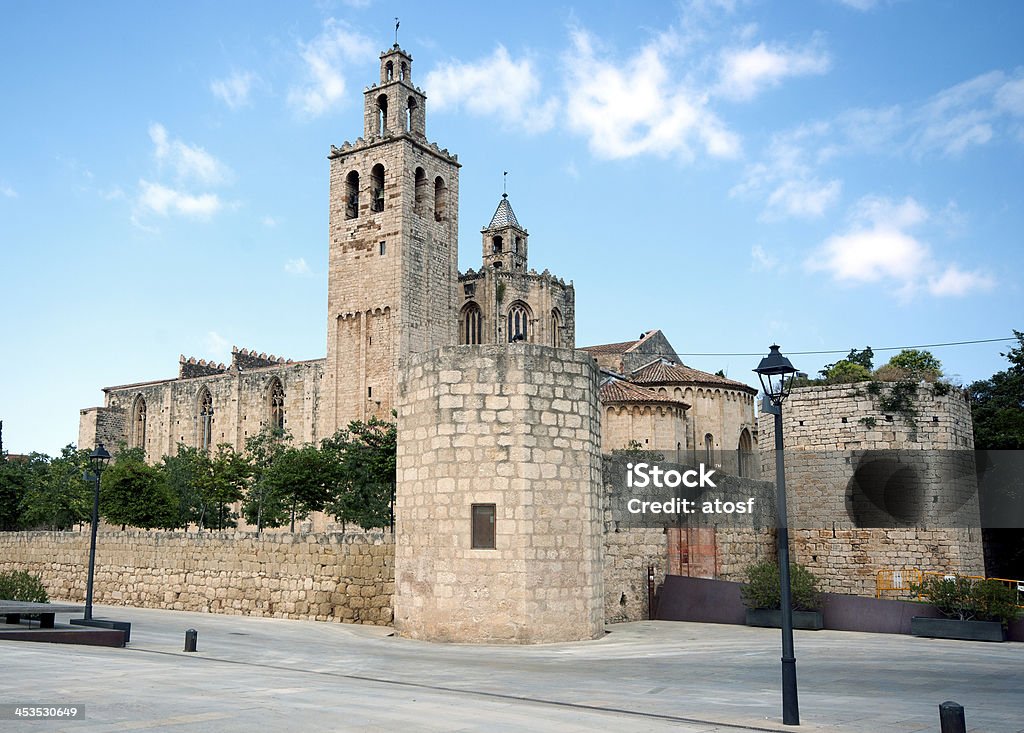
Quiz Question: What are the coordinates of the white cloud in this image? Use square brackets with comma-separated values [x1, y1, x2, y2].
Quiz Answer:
[149, 123, 230, 185]
[137, 180, 222, 218]
[835, 0, 878, 10]
[564, 29, 739, 160]
[807, 196, 994, 298]
[284, 257, 312, 276]
[927, 266, 995, 297]
[261, 215, 279, 228]
[717, 41, 830, 101]
[995, 77, 1024, 116]
[765, 178, 842, 219]
[425, 46, 555, 133]
[1, 183, 16, 198]
[288, 19, 373, 119]
[751, 243, 778, 271]
[211, 71, 259, 109]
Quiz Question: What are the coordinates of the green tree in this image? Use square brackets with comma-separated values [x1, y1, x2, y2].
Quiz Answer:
[323, 416, 396, 531]
[257, 443, 334, 532]
[878, 349, 943, 382]
[161, 445, 211, 528]
[241, 427, 291, 532]
[0, 454, 32, 530]
[18, 446, 91, 531]
[822, 360, 872, 384]
[207, 444, 249, 530]
[101, 448, 178, 529]
[970, 330, 1024, 450]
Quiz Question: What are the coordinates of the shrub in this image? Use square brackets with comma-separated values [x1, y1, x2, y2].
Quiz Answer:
[740, 560, 822, 611]
[0, 570, 49, 603]
[913, 575, 1022, 627]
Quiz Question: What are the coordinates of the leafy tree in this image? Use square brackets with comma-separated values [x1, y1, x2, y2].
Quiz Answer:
[19, 446, 91, 530]
[241, 427, 291, 532]
[878, 349, 943, 382]
[257, 443, 334, 532]
[206, 444, 249, 530]
[161, 445, 211, 529]
[323, 416, 396, 531]
[0, 454, 32, 530]
[822, 360, 872, 384]
[970, 330, 1024, 450]
[101, 448, 177, 529]
[162, 444, 249, 530]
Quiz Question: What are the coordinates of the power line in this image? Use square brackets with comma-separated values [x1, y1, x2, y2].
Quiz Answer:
[586, 336, 1017, 359]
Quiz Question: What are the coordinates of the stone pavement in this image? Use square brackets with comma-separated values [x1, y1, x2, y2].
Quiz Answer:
[0, 606, 1021, 732]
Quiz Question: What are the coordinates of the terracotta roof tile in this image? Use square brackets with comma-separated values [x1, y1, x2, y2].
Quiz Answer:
[599, 377, 690, 408]
[630, 359, 758, 394]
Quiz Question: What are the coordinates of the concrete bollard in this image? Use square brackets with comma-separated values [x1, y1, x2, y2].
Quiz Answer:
[184, 628, 198, 653]
[938, 701, 966, 733]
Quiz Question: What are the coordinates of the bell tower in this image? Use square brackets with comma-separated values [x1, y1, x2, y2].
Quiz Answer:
[481, 193, 528, 273]
[320, 42, 460, 437]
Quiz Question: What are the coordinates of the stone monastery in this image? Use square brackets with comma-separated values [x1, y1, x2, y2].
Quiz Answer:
[79, 41, 758, 476]
[72, 40, 982, 642]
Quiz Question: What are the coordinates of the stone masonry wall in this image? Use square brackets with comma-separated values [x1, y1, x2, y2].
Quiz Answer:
[757, 383, 984, 596]
[0, 531, 393, 625]
[395, 344, 604, 643]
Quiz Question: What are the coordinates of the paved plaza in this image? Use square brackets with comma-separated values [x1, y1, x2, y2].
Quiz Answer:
[0, 606, 1021, 732]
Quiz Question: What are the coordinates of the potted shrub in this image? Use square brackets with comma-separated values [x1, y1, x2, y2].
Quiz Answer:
[910, 576, 1020, 642]
[741, 560, 824, 630]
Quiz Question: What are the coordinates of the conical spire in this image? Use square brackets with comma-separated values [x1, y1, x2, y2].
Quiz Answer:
[487, 193, 520, 230]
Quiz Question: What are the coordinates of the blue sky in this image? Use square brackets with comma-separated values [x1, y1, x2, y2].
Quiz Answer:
[2, 1, 1022, 455]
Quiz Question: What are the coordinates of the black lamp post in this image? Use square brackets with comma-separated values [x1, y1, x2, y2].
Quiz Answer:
[84, 443, 111, 621]
[754, 345, 800, 726]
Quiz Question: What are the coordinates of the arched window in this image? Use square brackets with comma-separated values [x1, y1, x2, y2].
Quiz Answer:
[514, 235, 521, 254]
[376, 94, 388, 136]
[406, 96, 417, 132]
[434, 177, 446, 221]
[385, 60, 394, 81]
[131, 395, 147, 450]
[269, 378, 285, 432]
[345, 170, 359, 219]
[507, 302, 532, 342]
[414, 167, 427, 216]
[704, 433, 714, 465]
[400, 62, 408, 81]
[460, 302, 483, 345]
[737, 428, 753, 477]
[550, 309, 562, 347]
[371, 163, 385, 212]
[198, 388, 214, 452]
[492, 235, 503, 253]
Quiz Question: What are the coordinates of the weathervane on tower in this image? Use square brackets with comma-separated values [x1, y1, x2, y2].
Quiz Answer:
[394, 17, 400, 47]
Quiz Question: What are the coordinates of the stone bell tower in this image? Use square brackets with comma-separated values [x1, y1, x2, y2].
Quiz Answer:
[320, 42, 461, 437]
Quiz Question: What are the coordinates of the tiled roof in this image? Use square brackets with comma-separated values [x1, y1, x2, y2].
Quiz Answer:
[630, 359, 758, 394]
[581, 330, 659, 357]
[599, 377, 690, 407]
[487, 194, 520, 229]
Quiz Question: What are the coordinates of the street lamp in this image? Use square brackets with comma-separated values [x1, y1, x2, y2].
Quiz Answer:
[754, 345, 800, 726]
[84, 443, 111, 621]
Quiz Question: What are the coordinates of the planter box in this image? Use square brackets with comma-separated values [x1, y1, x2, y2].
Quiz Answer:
[745, 609, 823, 630]
[910, 616, 1006, 642]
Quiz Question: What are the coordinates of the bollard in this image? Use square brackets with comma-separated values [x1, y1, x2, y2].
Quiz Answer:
[938, 701, 966, 733]
[184, 628, 198, 653]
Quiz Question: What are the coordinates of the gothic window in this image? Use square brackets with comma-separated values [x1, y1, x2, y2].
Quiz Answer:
[406, 96, 417, 132]
[507, 302, 532, 343]
[385, 60, 394, 81]
[737, 428, 753, 478]
[131, 395, 147, 450]
[704, 433, 714, 465]
[371, 164, 385, 212]
[492, 235, 503, 253]
[345, 171, 359, 219]
[198, 387, 214, 452]
[461, 302, 483, 345]
[269, 378, 285, 432]
[414, 167, 427, 216]
[376, 94, 388, 136]
[550, 309, 562, 348]
[434, 176, 446, 221]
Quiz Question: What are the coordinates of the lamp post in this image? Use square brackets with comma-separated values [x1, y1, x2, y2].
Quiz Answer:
[754, 345, 800, 726]
[84, 443, 111, 621]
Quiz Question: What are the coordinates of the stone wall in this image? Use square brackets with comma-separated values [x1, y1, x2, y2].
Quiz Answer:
[395, 344, 604, 643]
[757, 382, 984, 595]
[0, 530, 393, 625]
[603, 527, 665, 623]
